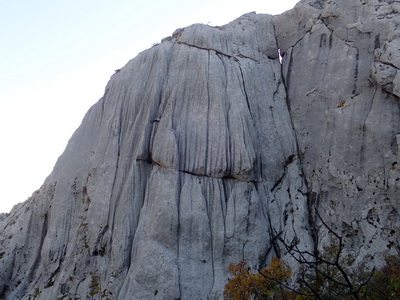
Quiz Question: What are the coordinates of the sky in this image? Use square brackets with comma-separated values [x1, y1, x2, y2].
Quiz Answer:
[0, 0, 299, 214]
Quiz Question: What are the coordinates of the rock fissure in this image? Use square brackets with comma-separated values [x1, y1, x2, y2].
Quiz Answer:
[237, 63, 253, 119]
[176, 40, 260, 63]
[377, 60, 400, 71]
[270, 165, 289, 193]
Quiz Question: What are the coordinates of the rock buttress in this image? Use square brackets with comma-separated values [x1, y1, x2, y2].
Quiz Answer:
[0, 13, 311, 299]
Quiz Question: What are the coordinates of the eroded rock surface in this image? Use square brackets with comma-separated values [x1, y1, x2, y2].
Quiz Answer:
[1, 1, 399, 299]
[275, 0, 400, 265]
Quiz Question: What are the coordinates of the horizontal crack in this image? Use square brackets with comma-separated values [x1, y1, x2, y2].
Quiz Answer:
[135, 157, 261, 182]
[375, 60, 400, 71]
[176, 41, 260, 63]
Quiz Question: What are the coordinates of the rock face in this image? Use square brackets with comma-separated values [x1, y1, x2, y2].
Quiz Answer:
[275, 0, 400, 265]
[1, 1, 399, 299]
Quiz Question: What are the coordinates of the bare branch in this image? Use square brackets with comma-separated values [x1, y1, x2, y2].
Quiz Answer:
[257, 269, 314, 298]
[315, 208, 340, 240]
[355, 267, 375, 294]
[271, 207, 370, 300]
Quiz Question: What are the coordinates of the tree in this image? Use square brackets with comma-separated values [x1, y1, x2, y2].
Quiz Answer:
[223, 257, 292, 299]
[361, 254, 400, 299]
[224, 208, 381, 299]
[274, 209, 374, 300]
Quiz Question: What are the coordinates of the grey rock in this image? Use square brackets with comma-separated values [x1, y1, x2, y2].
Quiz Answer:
[1, 1, 400, 299]
[0, 12, 310, 300]
[272, 0, 322, 55]
[372, 39, 400, 98]
[0, 213, 6, 223]
[276, 0, 400, 265]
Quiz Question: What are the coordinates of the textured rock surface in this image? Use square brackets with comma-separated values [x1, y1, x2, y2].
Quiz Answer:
[275, 0, 400, 265]
[0, 13, 310, 300]
[0, 1, 399, 299]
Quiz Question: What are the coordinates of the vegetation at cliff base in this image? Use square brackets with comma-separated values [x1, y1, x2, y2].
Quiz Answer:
[224, 209, 400, 299]
[224, 254, 400, 299]
[223, 257, 292, 299]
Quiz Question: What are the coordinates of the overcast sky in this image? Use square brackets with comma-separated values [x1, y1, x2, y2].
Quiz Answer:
[0, 0, 299, 213]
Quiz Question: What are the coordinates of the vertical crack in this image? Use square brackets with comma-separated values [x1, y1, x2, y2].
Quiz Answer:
[105, 100, 125, 257]
[176, 173, 182, 300]
[237, 63, 253, 119]
[352, 47, 360, 95]
[360, 87, 378, 167]
[205, 51, 211, 175]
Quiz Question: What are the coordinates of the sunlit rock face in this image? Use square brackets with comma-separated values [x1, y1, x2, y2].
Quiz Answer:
[1, 0, 399, 299]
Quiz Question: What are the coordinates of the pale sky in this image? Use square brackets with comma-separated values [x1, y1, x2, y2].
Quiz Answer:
[0, 0, 299, 214]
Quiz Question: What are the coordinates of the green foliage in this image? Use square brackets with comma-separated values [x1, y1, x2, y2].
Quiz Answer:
[87, 274, 112, 300]
[360, 254, 400, 299]
[89, 275, 101, 296]
[294, 243, 371, 300]
[30, 287, 40, 299]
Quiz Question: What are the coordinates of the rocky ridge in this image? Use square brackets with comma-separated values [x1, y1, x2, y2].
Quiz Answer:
[0, 0, 399, 299]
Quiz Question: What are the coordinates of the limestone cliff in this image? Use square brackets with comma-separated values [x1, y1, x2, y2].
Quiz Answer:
[0, 0, 399, 299]
[275, 0, 400, 265]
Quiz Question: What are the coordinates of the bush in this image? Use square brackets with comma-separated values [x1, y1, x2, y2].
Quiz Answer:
[224, 254, 400, 300]
[361, 254, 400, 299]
[224, 257, 292, 299]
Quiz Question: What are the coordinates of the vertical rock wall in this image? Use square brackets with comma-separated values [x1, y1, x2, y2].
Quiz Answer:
[0, 13, 311, 299]
[1, 1, 399, 299]
[275, 0, 400, 264]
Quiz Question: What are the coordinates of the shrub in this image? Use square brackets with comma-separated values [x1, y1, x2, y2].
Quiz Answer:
[223, 257, 292, 299]
[361, 254, 400, 299]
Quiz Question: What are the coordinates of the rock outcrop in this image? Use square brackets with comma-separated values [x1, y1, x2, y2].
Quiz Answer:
[275, 0, 400, 265]
[1, 0, 399, 299]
